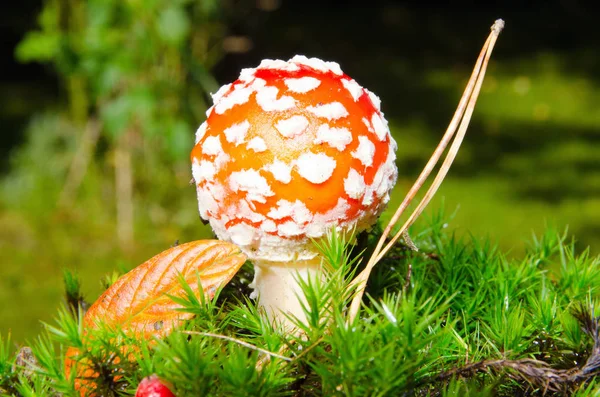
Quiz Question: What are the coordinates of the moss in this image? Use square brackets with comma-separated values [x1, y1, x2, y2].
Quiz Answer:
[3, 218, 600, 396]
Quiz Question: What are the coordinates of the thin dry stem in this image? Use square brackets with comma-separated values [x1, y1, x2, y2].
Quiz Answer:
[182, 331, 292, 362]
[375, 25, 501, 264]
[347, 19, 504, 323]
[255, 335, 326, 370]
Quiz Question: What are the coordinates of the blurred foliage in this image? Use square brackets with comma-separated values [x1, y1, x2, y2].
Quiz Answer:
[2, 0, 233, 341]
[15, 0, 222, 132]
[12, 0, 226, 239]
[8, 0, 231, 237]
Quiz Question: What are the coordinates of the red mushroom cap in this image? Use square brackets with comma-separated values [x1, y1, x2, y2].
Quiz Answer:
[191, 55, 397, 261]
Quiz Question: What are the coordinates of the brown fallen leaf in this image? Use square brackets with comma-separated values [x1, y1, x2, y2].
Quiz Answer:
[66, 239, 246, 395]
[84, 239, 246, 336]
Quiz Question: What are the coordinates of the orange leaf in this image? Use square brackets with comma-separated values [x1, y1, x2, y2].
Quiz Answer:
[83, 239, 246, 338]
[66, 240, 246, 395]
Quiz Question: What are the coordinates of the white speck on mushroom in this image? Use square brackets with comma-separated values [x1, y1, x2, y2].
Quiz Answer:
[249, 77, 267, 91]
[278, 221, 305, 237]
[202, 136, 222, 156]
[215, 86, 253, 114]
[306, 102, 348, 120]
[351, 136, 375, 167]
[213, 151, 230, 171]
[245, 193, 269, 204]
[224, 120, 250, 146]
[306, 198, 350, 237]
[364, 145, 397, 206]
[390, 134, 398, 152]
[261, 219, 277, 232]
[284, 77, 321, 93]
[246, 136, 267, 152]
[291, 55, 343, 76]
[267, 199, 295, 219]
[258, 59, 301, 72]
[211, 83, 232, 104]
[275, 115, 309, 138]
[362, 117, 374, 133]
[196, 183, 220, 220]
[195, 122, 208, 144]
[256, 86, 296, 112]
[237, 199, 266, 223]
[362, 193, 373, 206]
[192, 159, 216, 183]
[291, 203, 313, 224]
[366, 89, 382, 111]
[250, 233, 319, 262]
[239, 68, 256, 82]
[208, 182, 226, 201]
[304, 223, 325, 239]
[245, 198, 256, 211]
[314, 124, 353, 151]
[376, 148, 397, 198]
[295, 152, 337, 184]
[192, 159, 206, 184]
[371, 112, 389, 141]
[344, 168, 366, 200]
[341, 78, 364, 101]
[264, 159, 292, 184]
[229, 170, 274, 203]
[227, 223, 257, 246]
[268, 199, 312, 224]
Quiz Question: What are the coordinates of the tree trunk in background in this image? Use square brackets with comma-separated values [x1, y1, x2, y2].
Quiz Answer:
[58, 119, 101, 207]
[115, 134, 134, 250]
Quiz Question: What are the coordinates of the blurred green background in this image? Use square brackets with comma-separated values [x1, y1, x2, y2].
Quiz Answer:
[1, 0, 598, 342]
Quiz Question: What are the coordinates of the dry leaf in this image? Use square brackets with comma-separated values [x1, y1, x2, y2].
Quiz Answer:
[66, 239, 246, 395]
[82, 239, 246, 337]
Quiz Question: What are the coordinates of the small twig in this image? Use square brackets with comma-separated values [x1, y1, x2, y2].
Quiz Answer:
[346, 19, 504, 324]
[419, 304, 600, 393]
[181, 331, 292, 362]
[426, 358, 575, 393]
[290, 336, 325, 362]
[256, 335, 327, 370]
[377, 19, 504, 264]
[255, 344, 292, 371]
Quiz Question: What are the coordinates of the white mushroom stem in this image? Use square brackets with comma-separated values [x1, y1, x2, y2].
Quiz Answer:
[250, 257, 323, 330]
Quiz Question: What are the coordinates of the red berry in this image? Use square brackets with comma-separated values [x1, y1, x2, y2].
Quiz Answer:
[135, 374, 176, 397]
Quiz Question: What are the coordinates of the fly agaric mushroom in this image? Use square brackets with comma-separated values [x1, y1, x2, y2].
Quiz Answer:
[190, 55, 397, 328]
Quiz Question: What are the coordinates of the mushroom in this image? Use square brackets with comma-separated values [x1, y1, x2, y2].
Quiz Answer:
[190, 55, 397, 329]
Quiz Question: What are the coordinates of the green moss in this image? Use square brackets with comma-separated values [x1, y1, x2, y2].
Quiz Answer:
[2, 220, 600, 396]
